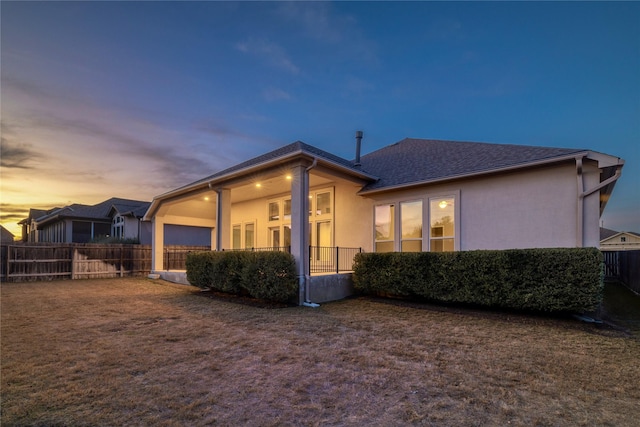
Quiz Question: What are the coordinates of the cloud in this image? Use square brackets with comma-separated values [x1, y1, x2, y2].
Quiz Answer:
[276, 2, 378, 65]
[276, 2, 345, 44]
[235, 38, 300, 74]
[3, 78, 217, 188]
[0, 136, 46, 169]
[262, 87, 292, 102]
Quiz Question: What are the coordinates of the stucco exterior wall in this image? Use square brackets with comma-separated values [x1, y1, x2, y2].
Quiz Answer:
[334, 181, 373, 251]
[229, 196, 266, 247]
[460, 163, 580, 249]
[361, 161, 597, 251]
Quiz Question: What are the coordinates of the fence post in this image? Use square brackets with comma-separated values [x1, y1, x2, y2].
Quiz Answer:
[120, 246, 124, 277]
[336, 246, 339, 274]
[71, 248, 76, 280]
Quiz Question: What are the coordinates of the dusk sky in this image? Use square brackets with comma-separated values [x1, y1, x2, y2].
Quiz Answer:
[1, 1, 638, 238]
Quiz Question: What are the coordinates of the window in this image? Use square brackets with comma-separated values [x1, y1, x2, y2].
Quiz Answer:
[232, 222, 255, 249]
[232, 224, 241, 249]
[374, 193, 457, 253]
[375, 204, 395, 253]
[283, 224, 291, 247]
[283, 199, 291, 221]
[430, 197, 455, 252]
[401, 200, 422, 252]
[267, 197, 293, 249]
[244, 223, 255, 249]
[269, 227, 280, 248]
[268, 202, 279, 221]
[621, 236, 627, 243]
[316, 192, 331, 215]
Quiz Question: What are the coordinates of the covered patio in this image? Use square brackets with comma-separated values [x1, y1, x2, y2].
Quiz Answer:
[143, 142, 376, 304]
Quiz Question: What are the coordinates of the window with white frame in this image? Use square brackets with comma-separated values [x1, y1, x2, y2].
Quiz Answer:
[232, 221, 256, 249]
[112, 214, 124, 240]
[268, 188, 334, 249]
[309, 188, 334, 247]
[374, 194, 457, 253]
[375, 204, 395, 253]
[401, 200, 423, 252]
[267, 196, 292, 250]
[429, 197, 455, 252]
[232, 224, 241, 249]
[244, 223, 255, 249]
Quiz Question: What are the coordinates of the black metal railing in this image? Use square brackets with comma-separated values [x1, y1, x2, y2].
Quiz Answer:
[163, 245, 360, 274]
[309, 246, 361, 274]
[223, 246, 291, 253]
[163, 246, 211, 270]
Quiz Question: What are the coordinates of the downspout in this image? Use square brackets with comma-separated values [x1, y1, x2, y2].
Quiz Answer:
[303, 158, 320, 308]
[211, 182, 223, 252]
[576, 157, 584, 247]
[576, 157, 623, 247]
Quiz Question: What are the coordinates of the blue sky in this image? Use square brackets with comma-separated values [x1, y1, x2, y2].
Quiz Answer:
[1, 1, 638, 236]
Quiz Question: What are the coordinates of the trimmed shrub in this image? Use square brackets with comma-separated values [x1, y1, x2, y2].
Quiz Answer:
[186, 251, 298, 303]
[353, 248, 604, 313]
[186, 251, 246, 294]
[185, 251, 215, 289]
[241, 251, 298, 302]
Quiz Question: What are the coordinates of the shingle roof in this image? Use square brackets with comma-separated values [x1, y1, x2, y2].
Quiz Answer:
[359, 138, 585, 192]
[111, 201, 151, 218]
[184, 141, 366, 189]
[600, 227, 619, 240]
[36, 198, 150, 225]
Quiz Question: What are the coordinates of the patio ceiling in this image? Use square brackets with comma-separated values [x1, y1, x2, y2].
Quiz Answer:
[154, 171, 338, 221]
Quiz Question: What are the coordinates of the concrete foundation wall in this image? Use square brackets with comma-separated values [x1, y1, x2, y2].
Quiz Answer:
[308, 273, 354, 303]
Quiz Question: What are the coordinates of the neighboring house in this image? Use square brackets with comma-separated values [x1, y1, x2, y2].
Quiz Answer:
[144, 136, 624, 303]
[1, 225, 15, 243]
[20, 198, 151, 243]
[108, 200, 153, 244]
[600, 228, 640, 251]
[19, 208, 57, 242]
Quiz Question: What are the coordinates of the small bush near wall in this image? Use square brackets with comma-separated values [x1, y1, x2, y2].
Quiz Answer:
[353, 248, 604, 313]
[241, 252, 298, 302]
[186, 251, 298, 303]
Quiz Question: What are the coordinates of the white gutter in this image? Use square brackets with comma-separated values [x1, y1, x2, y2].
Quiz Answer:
[575, 156, 623, 247]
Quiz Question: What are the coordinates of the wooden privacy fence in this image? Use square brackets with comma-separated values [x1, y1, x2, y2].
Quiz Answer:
[1, 244, 209, 282]
[602, 250, 640, 294]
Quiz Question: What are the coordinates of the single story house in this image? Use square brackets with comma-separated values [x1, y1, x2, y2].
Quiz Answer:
[600, 228, 640, 251]
[21, 198, 151, 244]
[144, 136, 624, 305]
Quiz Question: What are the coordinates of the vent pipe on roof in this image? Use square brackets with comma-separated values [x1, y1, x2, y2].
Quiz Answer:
[354, 130, 363, 167]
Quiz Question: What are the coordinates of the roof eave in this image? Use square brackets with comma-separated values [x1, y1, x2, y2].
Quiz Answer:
[143, 149, 378, 220]
[358, 151, 592, 196]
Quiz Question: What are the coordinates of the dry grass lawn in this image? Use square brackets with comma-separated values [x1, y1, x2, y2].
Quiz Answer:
[2, 278, 639, 426]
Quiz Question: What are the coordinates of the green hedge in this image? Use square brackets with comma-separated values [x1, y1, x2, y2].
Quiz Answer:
[186, 251, 298, 303]
[353, 248, 604, 313]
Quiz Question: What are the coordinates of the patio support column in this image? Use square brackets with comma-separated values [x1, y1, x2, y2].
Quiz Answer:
[216, 188, 231, 251]
[290, 163, 310, 305]
[151, 216, 164, 271]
